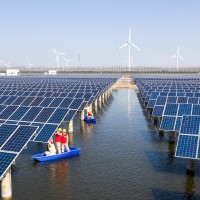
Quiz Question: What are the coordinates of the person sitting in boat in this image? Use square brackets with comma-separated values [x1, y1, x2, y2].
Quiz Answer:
[45, 138, 56, 156]
[55, 128, 62, 154]
[61, 128, 70, 153]
[87, 111, 94, 118]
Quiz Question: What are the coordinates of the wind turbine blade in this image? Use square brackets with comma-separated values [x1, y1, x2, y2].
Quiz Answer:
[118, 43, 128, 49]
[55, 56, 59, 61]
[59, 53, 66, 55]
[130, 42, 142, 51]
[171, 55, 176, 58]
[179, 55, 184, 60]
[52, 48, 57, 54]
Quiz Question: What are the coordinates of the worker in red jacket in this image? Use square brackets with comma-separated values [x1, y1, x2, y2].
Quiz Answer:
[61, 128, 70, 152]
[55, 128, 62, 154]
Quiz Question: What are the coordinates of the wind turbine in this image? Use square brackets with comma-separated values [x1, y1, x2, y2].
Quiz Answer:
[27, 60, 34, 71]
[119, 28, 141, 71]
[63, 58, 72, 71]
[52, 48, 66, 70]
[171, 46, 184, 71]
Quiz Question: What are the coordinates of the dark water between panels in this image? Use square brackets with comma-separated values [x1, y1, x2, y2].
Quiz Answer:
[3, 89, 200, 200]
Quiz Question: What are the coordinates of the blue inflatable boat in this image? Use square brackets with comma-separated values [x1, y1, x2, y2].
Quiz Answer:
[31, 146, 80, 162]
[84, 115, 96, 123]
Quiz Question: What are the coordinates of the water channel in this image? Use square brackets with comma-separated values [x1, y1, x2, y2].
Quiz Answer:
[4, 89, 200, 200]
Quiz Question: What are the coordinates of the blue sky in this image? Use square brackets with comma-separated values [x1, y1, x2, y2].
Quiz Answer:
[0, 0, 199, 68]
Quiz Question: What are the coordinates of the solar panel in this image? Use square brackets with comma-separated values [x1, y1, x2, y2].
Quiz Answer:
[88, 96, 95, 105]
[177, 104, 192, 116]
[9, 106, 30, 121]
[34, 124, 58, 143]
[177, 97, 188, 103]
[4, 96, 18, 105]
[79, 101, 87, 111]
[58, 92, 68, 98]
[49, 98, 64, 107]
[164, 103, 178, 116]
[83, 93, 92, 101]
[156, 96, 167, 105]
[160, 116, 176, 131]
[0, 96, 9, 104]
[30, 97, 44, 106]
[188, 97, 199, 104]
[21, 107, 42, 121]
[0, 106, 19, 120]
[194, 93, 200, 97]
[59, 98, 73, 108]
[147, 100, 156, 108]
[192, 105, 200, 115]
[151, 106, 164, 117]
[21, 97, 35, 106]
[167, 96, 177, 103]
[34, 107, 55, 123]
[12, 96, 26, 106]
[48, 108, 68, 124]
[31, 123, 44, 132]
[175, 135, 198, 158]
[39, 97, 54, 107]
[75, 92, 85, 98]
[174, 117, 182, 131]
[180, 116, 200, 135]
[0, 124, 18, 147]
[0, 152, 17, 179]
[1, 126, 38, 152]
[70, 98, 83, 110]
[67, 92, 77, 98]
[64, 109, 77, 122]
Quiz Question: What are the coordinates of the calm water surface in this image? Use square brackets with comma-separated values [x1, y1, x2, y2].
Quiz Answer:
[4, 89, 200, 200]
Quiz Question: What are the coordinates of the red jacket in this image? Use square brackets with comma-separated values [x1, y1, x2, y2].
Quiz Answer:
[61, 133, 68, 144]
[55, 131, 62, 142]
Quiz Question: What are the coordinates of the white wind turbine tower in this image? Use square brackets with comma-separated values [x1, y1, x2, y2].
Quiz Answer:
[52, 48, 66, 70]
[119, 28, 141, 71]
[171, 46, 184, 71]
[63, 58, 72, 71]
[27, 60, 34, 71]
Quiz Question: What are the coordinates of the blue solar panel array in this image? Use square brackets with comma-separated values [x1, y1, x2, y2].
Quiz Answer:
[134, 74, 200, 160]
[0, 124, 38, 179]
[0, 76, 119, 143]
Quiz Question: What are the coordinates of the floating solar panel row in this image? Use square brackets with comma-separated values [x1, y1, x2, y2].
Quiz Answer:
[147, 95, 200, 109]
[0, 105, 69, 125]
[0, 96, 85, 110]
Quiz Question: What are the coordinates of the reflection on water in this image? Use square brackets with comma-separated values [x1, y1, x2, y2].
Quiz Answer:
[184, 173, 195, 198]
[48, 161, 69, 186]
[9, 89, 200, 200]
